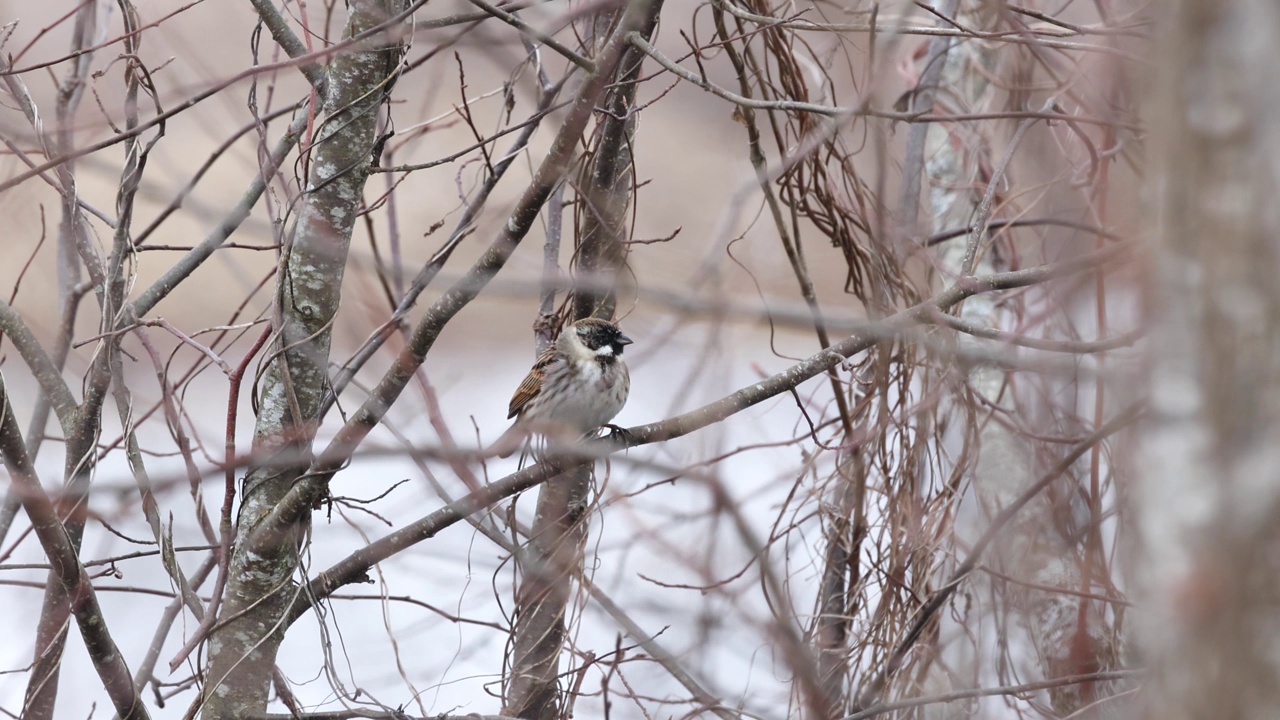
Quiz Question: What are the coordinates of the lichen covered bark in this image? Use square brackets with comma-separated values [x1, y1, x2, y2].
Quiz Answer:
[200, 2, 405, 716]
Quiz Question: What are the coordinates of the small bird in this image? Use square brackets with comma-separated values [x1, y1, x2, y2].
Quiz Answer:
[491, 318, 633, 458]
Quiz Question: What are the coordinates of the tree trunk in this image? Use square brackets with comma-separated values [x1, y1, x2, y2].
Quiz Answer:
[200, 2, 404, 715]
[503, 3, 659, 717]
[1137, 1, 1280, 718]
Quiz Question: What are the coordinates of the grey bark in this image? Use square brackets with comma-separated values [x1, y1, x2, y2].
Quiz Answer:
[200, 2, 405, 716]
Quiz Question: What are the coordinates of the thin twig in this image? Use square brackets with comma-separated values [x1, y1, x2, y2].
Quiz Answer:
[852, 404, 1143, 710]
[843, 669, 1142, 720]
[466, 0, 595, 71]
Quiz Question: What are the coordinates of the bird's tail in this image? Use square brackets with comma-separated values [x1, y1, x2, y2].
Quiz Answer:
[487, 421, 527, 459]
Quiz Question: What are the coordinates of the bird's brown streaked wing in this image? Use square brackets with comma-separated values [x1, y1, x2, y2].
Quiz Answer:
[507, 350, 554, 419]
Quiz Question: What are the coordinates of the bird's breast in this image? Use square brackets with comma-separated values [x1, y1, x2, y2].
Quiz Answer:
[533, 359, 628, 432]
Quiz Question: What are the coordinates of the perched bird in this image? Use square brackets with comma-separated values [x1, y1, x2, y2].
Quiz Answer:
[491, 318, 632, 458]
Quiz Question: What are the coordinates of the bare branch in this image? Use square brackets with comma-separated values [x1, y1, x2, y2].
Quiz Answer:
[248, 0, 328, 90]
[466, 0, 595, 71]
[0, 299, 77, 428]
[0, 377, 150, 720]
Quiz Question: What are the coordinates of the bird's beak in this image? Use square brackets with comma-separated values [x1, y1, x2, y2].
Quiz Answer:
[617, 333, 634, 346]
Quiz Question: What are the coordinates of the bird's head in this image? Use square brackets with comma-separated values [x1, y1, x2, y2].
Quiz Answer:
[562, 318, 633, 360]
